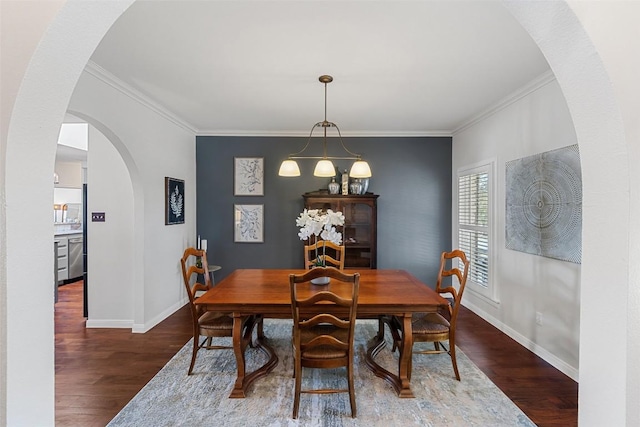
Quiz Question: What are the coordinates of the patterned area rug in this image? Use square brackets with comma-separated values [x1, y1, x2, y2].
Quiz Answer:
[108, 319, 535, 426]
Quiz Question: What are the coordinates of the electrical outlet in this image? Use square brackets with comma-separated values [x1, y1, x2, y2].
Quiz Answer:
[535, 312, 543, 326]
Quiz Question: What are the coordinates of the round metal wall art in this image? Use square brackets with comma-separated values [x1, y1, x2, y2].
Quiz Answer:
[505, 144, 582, 264]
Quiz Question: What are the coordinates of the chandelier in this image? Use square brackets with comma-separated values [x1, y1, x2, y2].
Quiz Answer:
[278, 75, 372, 178]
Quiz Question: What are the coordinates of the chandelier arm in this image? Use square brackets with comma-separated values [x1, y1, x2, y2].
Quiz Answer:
[334, 124, 362, 159]
[286, 122, 324, 158]
[289, 156, 359, 160]
[287, 123, 363, 159]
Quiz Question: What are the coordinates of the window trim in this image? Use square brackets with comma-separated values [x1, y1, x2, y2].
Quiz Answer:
[455, 159, 498, 305]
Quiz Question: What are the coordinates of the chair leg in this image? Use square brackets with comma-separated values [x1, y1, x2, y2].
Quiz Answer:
[292, 360, 302, 419]
[248, 316, 259, 348]
[348, 359, 357, 418]
[292, 353, 296, 378]
[251, 315, 264, 348]
[450, 343, 461, 381]
[434, 341, 441, 351]
[377, 316, 385, 339]
[386, 316, 402, 353]
[258, 316, 264, 339]
[188, 336, 199, 375]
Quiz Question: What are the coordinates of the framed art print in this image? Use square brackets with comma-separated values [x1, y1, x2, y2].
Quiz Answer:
[234, 157, 264, 196]
[234, 204, 264, 242]
[165, 177, 185, 225]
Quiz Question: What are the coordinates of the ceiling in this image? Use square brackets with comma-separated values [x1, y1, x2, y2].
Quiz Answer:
[85, 0, 550, 136]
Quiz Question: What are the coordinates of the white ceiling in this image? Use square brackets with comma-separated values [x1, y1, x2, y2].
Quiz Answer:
[86, 0, 550, 136]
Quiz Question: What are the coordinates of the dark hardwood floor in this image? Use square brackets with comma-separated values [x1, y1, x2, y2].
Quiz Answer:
[456, 308, 578, 426]
[55, 281, 192, 427]
[55, 281, 577, 426]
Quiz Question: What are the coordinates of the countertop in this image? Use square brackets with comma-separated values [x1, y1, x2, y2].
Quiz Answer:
[54, 230, 83, 237]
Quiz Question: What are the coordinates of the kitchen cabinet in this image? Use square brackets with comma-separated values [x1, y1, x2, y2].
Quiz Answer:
[302, 191, 378, 269]
[54, 236, 68, 282]
[54, 232, 83, 283]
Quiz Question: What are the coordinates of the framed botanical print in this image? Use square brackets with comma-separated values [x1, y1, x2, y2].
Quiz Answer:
[234, 157, 264, 196]
[234, 204, 264, 243]
[165, 177, 185, 225]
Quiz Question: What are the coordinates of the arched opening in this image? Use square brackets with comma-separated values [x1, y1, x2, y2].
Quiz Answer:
[65, 110, 141, 329]
[2, 1, 637, 425]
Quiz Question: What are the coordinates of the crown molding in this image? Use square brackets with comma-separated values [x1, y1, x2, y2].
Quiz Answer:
[196, 129, 453, 138]
[85, 59, 551, 139]
[452, 70, 557, 135]
[83, 61, 197, 134]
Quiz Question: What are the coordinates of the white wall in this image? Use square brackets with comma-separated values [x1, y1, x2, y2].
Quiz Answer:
[54, 161, 82, 188]
[563, 2, 640, 425]
[85, 125, 135, 327]
[2, 1, 640, 426]
[68, 68, 196, 332]
[1, 1, 115, 425]
[453, 78, 580, 379]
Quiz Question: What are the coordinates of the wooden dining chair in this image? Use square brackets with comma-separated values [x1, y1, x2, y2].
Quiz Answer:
[180, 247, 261, 375]
[304, 240, 345, 270]
[384, 249, 470, 380]
[289, 267, 360, 418]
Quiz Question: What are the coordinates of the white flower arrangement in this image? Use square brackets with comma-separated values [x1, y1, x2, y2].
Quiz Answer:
[296, 208, 345, 245]
[296, 208, 345, 267]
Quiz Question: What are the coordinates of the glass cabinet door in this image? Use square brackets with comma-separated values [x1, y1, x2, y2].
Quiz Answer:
[303, 192, 378, 269]
[343, 201, 373, 268]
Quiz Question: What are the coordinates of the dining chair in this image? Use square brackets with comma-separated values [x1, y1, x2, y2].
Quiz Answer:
[304, 240, 345, 270]
[289, 267, 360, 418]
[180, 247, 261, 375]
[384, 249, 470, 380]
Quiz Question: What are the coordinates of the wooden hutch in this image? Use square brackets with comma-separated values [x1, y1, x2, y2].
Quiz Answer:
[302, 191, 379, 269]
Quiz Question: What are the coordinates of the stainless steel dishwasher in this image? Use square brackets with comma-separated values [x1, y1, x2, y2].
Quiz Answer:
[68, 235, 84, 281]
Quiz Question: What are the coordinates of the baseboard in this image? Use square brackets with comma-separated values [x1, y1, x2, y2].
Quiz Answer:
[462, 300, 579, 382]
[131, 298, 189, 333]
[86, 319, 133, 329]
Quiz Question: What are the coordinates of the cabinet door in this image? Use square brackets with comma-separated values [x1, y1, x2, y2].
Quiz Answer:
[55, 237, 69, 281]
[303, 193, 377, 269]
[305, 199, 338, 212]
[342, 201, 374, 268]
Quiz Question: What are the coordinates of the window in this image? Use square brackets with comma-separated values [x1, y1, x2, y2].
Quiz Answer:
[457, 161, 495, 302]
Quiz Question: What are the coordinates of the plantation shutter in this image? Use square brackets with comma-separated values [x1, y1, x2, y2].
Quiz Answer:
[458, 171, 490, 287]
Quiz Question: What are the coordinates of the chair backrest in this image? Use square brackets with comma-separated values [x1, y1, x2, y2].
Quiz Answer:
[289, 267, 359, 362]
[180, 247, 212, 317]
[304, 240, 345, 270]
[435, 249, 470, 325]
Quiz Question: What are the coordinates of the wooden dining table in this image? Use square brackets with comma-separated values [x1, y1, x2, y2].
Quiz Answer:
[194, 268, 448, 399]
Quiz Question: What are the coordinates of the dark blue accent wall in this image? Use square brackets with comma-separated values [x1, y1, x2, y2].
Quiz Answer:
[196, 136, 451, 286]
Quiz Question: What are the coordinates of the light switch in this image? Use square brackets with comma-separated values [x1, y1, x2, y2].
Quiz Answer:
[91, 212, 105, 222]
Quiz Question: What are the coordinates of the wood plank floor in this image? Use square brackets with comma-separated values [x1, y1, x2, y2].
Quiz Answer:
[55, 281, 577, 426]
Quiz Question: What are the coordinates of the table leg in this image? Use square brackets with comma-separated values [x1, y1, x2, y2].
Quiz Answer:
[397, 313, 414, 397]
[229, 314, 278, 398]
[364, 313, 415, 398]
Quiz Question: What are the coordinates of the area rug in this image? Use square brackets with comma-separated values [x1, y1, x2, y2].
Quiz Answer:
[108, 319, 535, 426]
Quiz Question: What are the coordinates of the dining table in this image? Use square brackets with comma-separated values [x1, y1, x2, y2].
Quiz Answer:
[194, 268, 448, 399]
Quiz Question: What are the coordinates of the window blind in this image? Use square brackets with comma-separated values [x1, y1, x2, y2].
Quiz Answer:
[458, 171, 489, 287]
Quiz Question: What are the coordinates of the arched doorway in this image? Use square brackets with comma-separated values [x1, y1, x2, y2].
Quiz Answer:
[2, 1, 637, 425]
[65, 111, 140, 330]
